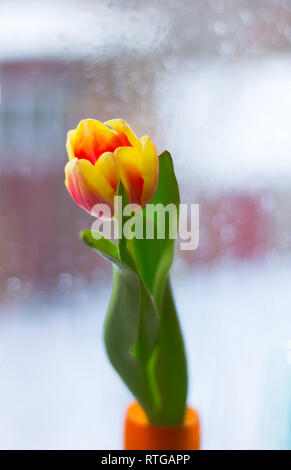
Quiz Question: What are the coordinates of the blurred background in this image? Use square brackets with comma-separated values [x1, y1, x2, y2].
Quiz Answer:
[1, 0, 291, 449]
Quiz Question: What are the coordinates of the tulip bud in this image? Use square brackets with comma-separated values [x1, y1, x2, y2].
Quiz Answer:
[65, 119, 158, 217]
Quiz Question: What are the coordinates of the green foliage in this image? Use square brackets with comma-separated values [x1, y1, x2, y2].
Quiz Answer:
[81, 151, 188, 426]
[80, 230, 159, 421]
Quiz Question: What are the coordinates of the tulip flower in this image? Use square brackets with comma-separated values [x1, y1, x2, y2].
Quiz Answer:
[64, 117, 191, 441]
[65, 119, 158, 216]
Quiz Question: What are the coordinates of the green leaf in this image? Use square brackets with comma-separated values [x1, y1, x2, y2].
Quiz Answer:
[151, 278, 188, 425]
[80, 153, 188, 426]
[125, 151, 188, 426]
[130, 151, 180, 308]
[116, 182, 160, 368]
[80, 230, 119, 263]
[116, 181, 136, 271]
[80, 227, 159, 422]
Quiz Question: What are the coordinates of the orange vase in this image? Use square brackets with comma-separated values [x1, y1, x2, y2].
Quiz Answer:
[124, 402, 200, 450]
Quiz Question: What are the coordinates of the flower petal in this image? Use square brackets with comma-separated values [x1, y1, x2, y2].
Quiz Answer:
[96, 152, 119, 191]
[140, 136, 159, 206]
[66, 129, 78, 161]
[65, 158, 116, 216]
[114, 146, 144, 205]
[72, 119, 123, 164]
[105, 119, 141, 150]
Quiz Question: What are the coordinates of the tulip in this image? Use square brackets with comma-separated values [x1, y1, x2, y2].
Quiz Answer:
[65, 119, 158, 216]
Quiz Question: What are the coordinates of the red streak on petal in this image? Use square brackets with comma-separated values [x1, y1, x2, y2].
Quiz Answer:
[106, 173, 118, 192]
[74, 130, 131, 164]
[126, 169, 144, 205]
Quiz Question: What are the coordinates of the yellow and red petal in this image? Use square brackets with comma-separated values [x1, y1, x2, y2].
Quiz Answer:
[105, 119, 141, 150]
[140, 136, 159, 206]
[114, 146, 144, 205]
[66, 129, 78, 161]
[69, 119, 125, 165]
[95, 152, 119, 192]
[65, 158, 116, 216]
[65, 118, 159, 213]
